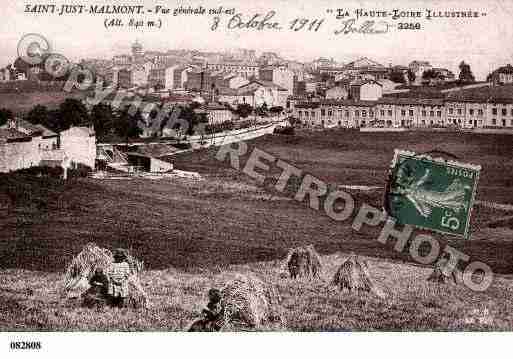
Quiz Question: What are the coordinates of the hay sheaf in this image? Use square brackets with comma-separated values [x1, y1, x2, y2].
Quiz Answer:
[284, 245, 322, 279]
[62, 242, 148, 308]
[220, 274, 285, 331]
[331, 254, 385, 298]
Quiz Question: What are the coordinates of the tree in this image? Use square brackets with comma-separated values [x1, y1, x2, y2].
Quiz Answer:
[234, 104, 253, 118]
[25, 105, 49, 126]
[0, 108, 13, 126]
[388, 70, 407, 84]
[407, 69, 416, 84]
[113, 107, 143, 141]
[58, 98, 90, 131]
[269, 106, 284, 114]
[421, 69, 443, 85]
[25, 105, 61, 132]
[255, 103, 268, 117]
[458, 61, 475, 83]
[91, 103, 115, 139]
[178, 105, 200, 135]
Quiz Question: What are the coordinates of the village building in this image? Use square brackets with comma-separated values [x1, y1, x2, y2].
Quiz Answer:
[60, 126, 97, 169]
[0, 68, 11, 82]
[194, 103, 233, 125]
[217, 73, 249, 89]
[349, 80, 383, 101]
[325, 86, 349, 100]
[445, 85, 513, 128]
[489, 64, 513, 85]
[205, 61, 259, 79]
[409, 61, 433, 85]
[0, 119, 95, 173]
[125, 152, 173, 173]
[259, 66, 295, 95]
[217, 80, 288, 108]
[148, 65, 179, 90]
[0, 129, 39, 172]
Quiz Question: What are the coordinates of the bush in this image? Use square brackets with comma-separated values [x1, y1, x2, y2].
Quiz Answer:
[68, 163, 92, 178]
[274, 126, 295, 135]
[15, 165, 63, 178]
[205, 120, 235, 134]
[269, 106, 284, 114]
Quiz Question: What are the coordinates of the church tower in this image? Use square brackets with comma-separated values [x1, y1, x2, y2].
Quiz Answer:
[132, 40, 143, 63]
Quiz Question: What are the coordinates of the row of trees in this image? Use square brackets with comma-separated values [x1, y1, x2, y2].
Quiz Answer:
[23, 99, 142, 141]
[384, 61, 476, 86]
[6, 97, 284, 142]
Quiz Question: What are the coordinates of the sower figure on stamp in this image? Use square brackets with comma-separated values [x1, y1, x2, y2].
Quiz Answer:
[107, 249, 131, 308]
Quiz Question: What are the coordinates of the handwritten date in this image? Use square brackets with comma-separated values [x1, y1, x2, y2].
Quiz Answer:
[211, 11, 325, 33]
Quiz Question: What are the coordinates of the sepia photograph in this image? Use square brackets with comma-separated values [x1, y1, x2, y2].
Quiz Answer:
[1, 0, 513, 356]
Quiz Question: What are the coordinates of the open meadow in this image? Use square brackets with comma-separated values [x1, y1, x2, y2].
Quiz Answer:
[1, 129, 513, 330]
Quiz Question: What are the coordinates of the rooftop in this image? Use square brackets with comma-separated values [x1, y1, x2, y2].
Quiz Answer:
[0, 128, 31, 142]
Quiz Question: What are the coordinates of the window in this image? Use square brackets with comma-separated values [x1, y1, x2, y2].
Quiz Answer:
[430, 111, 434, 117]
[502, 109, 507, 116]
[469, 109, 474, 116]
[511, 109, 513, 116]
[355, 110, 360, 117]
[380, 110, 385, 116]
[328, 110, 332, 117]
[345, 111, 349, 117]
[457, 109, 462, 115]
[388, 110, 392, 116]
[311, 111, 315, 117]
[437, 111, 441, 117]
[362, 110, 367, 117]
[478, 109, 483, 116]
[422, 110, 427, 116]
[298, 111, 302, 117]
[321, 109, 326, 116]
[492, 108, 497, 115]
[409, 110, 414, 117]
[449, 108, 454, 114]
[369, 110, 374, 117]
[492, 118, 497, 125]
[401, 110, 406, 116]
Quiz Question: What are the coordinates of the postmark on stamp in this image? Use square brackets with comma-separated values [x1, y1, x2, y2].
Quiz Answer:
[386, 149, 481, 239]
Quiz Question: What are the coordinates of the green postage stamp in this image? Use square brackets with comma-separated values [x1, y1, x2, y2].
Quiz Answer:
[386, 149, 481, 239]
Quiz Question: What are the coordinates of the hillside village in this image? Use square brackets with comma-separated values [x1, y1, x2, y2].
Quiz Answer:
[1, 41, 513, 176]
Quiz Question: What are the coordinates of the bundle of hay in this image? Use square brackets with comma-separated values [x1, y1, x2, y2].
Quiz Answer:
[62, 242, 148, 308]
[427, 258, 458, 285]
[284, 245, 322, 279]
[331, 253, 385, 298]
[220, 274, 284, 331]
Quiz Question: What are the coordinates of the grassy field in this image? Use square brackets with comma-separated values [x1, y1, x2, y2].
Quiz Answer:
[1, 129, 513, 330]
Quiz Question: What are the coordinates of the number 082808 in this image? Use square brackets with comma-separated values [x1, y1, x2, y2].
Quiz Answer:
[10, 341, 41, 350]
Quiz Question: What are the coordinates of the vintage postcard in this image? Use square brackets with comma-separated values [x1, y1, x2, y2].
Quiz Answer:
[1, 0, 513, 356]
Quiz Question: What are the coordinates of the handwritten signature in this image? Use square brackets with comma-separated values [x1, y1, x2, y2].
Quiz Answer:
[334, 18, 390, 35]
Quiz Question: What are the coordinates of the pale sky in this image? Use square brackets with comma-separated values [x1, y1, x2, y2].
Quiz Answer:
[2, 0, 513, 80]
